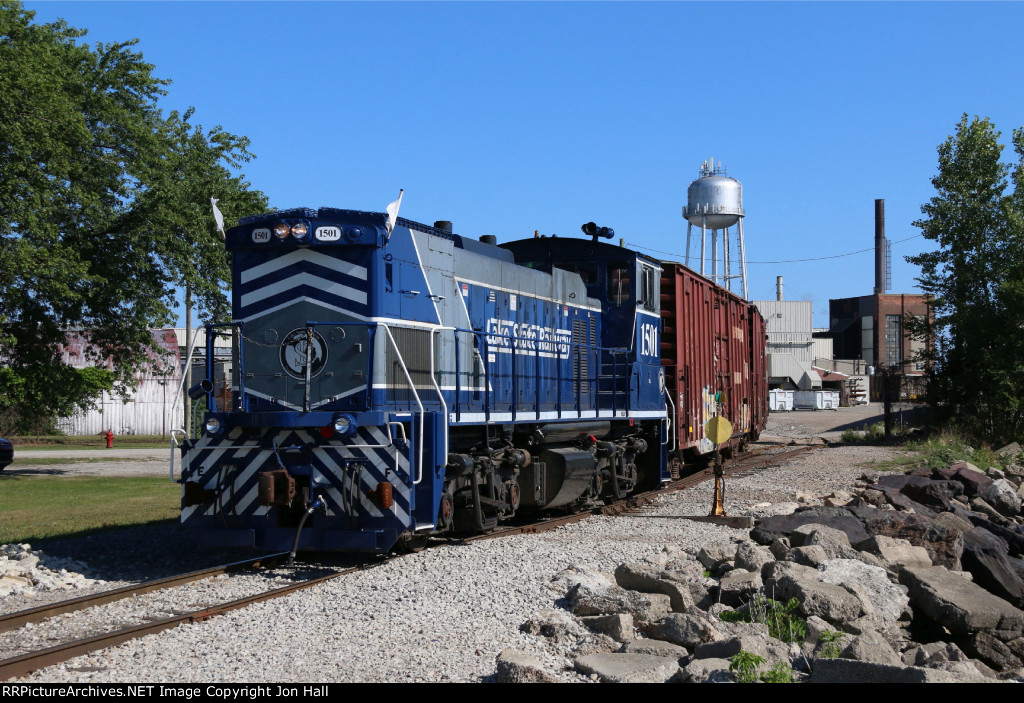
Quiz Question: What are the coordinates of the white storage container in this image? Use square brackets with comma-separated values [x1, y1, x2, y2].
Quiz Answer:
[794, 390, 840, 410]
[769, 389, 794, 411]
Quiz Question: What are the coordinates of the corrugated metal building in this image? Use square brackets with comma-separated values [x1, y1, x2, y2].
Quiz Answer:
[752, 300, 821, 391]
[55, 329, 183, 436]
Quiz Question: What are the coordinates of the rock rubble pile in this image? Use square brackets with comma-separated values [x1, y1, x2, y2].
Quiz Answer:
[499, 444, 1024, 683]
[0, 543, 107, 597]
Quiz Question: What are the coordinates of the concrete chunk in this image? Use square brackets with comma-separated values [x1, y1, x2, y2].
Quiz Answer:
[573, 652, 681, 683]
[681, 657, 734, 683]
[619, 639, 690, 661]
[496, 650, 561, 683]
[899, 565, 1024, 635]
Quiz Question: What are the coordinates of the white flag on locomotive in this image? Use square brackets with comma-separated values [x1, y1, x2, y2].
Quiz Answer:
[385, 189, 404, 237]
[210, 197, 226, 238]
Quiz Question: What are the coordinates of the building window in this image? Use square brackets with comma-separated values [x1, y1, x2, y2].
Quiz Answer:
[885, 314, 902, 367]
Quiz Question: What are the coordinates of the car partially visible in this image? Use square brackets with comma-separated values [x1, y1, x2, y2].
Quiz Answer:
[0, 438, 12, 471]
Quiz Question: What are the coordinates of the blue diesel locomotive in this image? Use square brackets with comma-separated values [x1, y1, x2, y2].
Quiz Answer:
[178, 208, 669, 552]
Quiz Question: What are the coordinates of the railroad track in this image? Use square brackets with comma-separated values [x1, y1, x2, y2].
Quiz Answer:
[1, 441, 818, 681]
[0, 555, 376, 681]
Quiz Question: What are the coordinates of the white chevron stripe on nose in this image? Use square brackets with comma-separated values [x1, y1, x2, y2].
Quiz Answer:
[241, 249, 367, 284]
[241, 273, 368, 308]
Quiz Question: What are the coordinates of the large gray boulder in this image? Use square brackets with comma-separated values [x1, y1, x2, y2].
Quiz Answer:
[839, 628, 903, 666]
[495, 650, 561, 683]
[573, 652, 682, 683]
[718, 568, 762, 607]
[956, 631, 1024, 671]
[751, 507, 871, 547]
[579, 613, 635, 642]
[810, 658, 989, 683]
[762, 560, 863, 625]
[960, 527, 1024, 609]
[985, 478, 1023, 517]
[898, 565, 1024, 636]
[520, 608, 592, 642]
[860, 534, 932, 573]
[650, 611, 724, 649]
[693, 633, 791, 668]
[613, 562, 696, 612]
[566, 580, 672, 626]
[734, 541, 774, 573]
[854, 508, 964, 569]
[618, 639, 690, 661]
[817, 558, 910, 621]
[946, 462, 994, 498]
[697, 543, 736, 572]
[680, 657, 734, 683]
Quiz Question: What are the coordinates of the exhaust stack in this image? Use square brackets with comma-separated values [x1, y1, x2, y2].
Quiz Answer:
[874, 199, 886, 295]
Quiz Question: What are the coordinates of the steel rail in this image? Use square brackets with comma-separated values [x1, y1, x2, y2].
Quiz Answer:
[0, 553, 291, 635]
[0, 562, 370, 682]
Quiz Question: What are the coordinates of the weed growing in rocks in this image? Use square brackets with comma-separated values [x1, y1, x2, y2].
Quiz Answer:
[729, 651, 795, 683]
[729, 651, 765, 683]
[817, 630, 846, 659]
[720, 594, 807, 644]
[759, 663, 796, 683]
[904, 429, 1006, 471]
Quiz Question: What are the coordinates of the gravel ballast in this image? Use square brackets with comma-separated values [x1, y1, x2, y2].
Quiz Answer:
[5, 406, 902, 682]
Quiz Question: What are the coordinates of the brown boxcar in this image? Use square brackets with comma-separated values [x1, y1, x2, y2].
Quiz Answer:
[660, 261, 767, 469]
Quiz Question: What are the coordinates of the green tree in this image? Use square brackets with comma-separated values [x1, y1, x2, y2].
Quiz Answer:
[0, 1, 268, 433]
[907, 115, 1024, 443]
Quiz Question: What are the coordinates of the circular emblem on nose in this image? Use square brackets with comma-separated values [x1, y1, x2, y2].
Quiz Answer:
[280, 328, 328, 379]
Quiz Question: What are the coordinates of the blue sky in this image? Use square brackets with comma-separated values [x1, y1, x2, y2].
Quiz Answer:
[24, 1, 1024, 327]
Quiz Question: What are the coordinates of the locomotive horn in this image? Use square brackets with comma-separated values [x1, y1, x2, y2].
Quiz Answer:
[581, 222, 614, 241]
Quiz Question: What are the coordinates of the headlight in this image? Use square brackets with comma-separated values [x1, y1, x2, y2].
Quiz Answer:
[204, 417, 223, 435]
[290, 222, 309, 238]
[333, 413, 357, 435]
[273, 222, 290, 239]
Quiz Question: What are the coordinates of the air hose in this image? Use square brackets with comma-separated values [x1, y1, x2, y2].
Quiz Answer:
[287, 494, 326, 565]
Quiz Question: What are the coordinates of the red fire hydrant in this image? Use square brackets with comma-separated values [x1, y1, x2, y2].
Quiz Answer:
[105, 429, 113, 449]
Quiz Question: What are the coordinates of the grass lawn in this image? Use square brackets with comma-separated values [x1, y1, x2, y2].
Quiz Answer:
[0, 475, 180, 544]
[10, 435, 171, 450]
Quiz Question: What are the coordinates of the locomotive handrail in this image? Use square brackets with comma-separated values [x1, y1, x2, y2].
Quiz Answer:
[168, 428, 188, 482]
[664, 387, 676, 451]
[168, 325, 207, 439]
[449, 326, 632, 419]
[429, 327, 451, 473]
[377, 323, 425, 486]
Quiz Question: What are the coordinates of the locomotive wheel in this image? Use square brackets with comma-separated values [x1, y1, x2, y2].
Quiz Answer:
[438, 492, 454, 529]
[506, 481, 521, 512]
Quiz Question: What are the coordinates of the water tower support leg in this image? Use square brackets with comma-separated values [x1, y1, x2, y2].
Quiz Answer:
[700, 217, 707, 277]
[737, 218, 748, 299]
[685, 223, 693, 268]
[724, 226, 732, 292]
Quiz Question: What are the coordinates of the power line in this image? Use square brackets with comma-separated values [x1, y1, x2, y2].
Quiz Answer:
[628, 233, 925, 264]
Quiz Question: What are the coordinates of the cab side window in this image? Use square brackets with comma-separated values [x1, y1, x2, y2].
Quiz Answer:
[607, 263, 631, 305]
[639, 265, 657, 310]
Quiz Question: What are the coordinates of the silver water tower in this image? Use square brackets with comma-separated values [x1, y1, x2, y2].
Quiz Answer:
[683, 159, 748, 298]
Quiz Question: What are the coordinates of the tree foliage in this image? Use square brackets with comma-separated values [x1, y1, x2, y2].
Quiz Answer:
[0, 1, 268, 433]
[907, 115, 1024, 444]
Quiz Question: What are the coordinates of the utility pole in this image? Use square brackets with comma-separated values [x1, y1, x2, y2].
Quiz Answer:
[184, 283, 191, 435]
